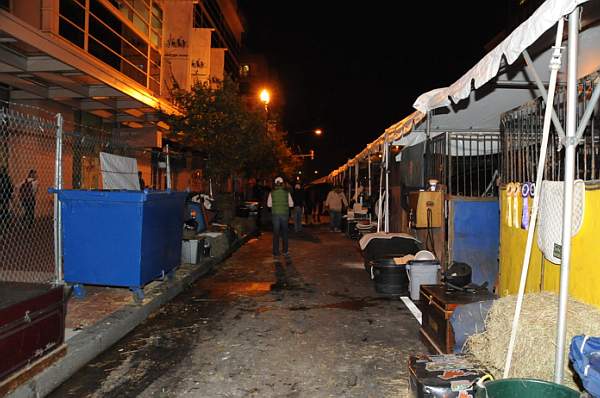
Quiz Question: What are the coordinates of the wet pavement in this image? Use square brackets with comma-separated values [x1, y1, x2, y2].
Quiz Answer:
[49, 225, 425, 397]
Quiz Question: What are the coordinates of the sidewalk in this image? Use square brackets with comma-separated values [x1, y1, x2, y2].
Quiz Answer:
[5, 232, 254, 398]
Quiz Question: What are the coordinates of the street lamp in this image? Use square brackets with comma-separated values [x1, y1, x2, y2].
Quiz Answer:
[259, 88, 270, 134]
[259, 88, 270, 110]
[292, 128, 323, 136]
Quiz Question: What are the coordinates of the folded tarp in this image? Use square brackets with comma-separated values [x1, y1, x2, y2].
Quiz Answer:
[450, 300, 495, 353]
[570, 335, 600, 397]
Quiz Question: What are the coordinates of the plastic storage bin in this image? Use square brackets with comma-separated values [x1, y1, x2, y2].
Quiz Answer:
[406, 259, 440, 301]
[56, 190, 187, 301]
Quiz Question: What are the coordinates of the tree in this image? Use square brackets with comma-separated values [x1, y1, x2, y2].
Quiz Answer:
[166, 77, 299, 188]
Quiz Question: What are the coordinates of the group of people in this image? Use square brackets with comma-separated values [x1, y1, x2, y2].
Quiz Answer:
[0, 168, 38, 230]
[267, 176, 349, 257]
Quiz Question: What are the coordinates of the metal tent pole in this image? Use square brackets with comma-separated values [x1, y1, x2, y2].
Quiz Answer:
[377, 145, 384, 232]
[355, 162, 358, 202]
[348, 163, 352, 203]
[555, 8, 580, 383]
[426, 111, 431, 180]
[503, 16, 565, 379]
[384, 135, 390, 233]
[368, 151, 372, 196]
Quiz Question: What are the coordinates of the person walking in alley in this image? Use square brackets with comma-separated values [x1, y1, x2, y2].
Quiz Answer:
[304, 186, 314, 225]
[291, 183, 305, 232]
[267, 177, 294, 257]
[0, 167, 13, 230]
[19, 169, 38, 229]
[138, 171, 146, 190]
[325, 185, 347, 232]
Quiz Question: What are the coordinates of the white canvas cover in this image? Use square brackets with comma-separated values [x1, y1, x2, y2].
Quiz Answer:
[100, 152, 140, 190]
[414, 0, 590, 113]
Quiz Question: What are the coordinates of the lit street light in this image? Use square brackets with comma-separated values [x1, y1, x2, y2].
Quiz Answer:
[292, 128, 323, 136]
[259, 88, 270, 134]
[259, 88, 270, 109]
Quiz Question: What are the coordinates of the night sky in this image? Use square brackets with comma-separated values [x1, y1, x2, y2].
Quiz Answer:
[238, 2, 511, 176]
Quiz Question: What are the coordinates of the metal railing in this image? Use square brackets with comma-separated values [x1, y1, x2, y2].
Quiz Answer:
[501, 70, 600, 183]
[427, 132, 501, 197]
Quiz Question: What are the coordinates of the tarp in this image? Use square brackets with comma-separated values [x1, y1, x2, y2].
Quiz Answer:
[100, 152, 140, 190]
[413, 0, 591, 113]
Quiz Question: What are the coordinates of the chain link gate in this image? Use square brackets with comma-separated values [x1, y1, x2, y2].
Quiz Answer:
[0, 103, 60, 284]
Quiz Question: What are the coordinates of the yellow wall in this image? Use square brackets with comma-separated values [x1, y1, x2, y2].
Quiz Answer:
[499, 185, 600, 309]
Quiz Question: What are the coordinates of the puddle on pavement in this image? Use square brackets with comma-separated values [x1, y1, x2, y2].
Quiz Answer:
[207, 282, 273, 299]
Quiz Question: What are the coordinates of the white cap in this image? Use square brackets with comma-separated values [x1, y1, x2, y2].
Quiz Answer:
[274, 176, 284, 184]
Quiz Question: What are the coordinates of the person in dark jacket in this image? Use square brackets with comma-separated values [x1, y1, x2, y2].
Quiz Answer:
[19, 169, 38, 229]
[267, 177, 294, 257]
[291, 183, 306, 232]
[304, 186, 314, 225]
[0, 167, 13, 230]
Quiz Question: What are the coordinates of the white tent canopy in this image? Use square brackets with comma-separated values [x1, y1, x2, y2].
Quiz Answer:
[413, 0, 591, 113]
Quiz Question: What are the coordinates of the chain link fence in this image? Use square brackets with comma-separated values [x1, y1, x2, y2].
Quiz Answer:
[0, 102, 58, 283]
[0, 100, 193, 285]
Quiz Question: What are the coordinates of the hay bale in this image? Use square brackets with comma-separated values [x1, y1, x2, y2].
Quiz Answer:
[465, 291, 600, 390]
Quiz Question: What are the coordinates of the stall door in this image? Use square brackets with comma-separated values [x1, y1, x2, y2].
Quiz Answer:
[448, 197, 499, 291]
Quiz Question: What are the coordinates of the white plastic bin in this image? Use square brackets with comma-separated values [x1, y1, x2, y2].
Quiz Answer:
[406, 260, 440, 301]
[181, 239, 200, 264]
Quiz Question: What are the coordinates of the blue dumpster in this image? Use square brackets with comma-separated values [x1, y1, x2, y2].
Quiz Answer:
[55, 190, 186, 301]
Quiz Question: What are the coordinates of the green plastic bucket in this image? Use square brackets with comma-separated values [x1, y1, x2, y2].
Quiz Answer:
[475, 378, 580, 398]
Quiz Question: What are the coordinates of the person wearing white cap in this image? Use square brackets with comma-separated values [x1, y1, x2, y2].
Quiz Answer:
[267, 177, 294, 257]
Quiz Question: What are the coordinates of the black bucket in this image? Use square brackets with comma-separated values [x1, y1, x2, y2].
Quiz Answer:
[369, 257, 409, 295]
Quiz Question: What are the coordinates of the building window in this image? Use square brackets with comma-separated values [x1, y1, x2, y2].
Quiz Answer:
[57, 0, 162, 95]
[88, 0, 148, 86]
[59, 0, 85, 48]
[240, 64, 250, 78]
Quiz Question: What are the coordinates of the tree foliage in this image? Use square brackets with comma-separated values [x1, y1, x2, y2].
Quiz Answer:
[167, 78, 300, 183]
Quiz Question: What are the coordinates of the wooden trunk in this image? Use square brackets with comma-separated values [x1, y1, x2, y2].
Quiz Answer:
[0, 282, 65, 381]
[419, 284, 494, 354]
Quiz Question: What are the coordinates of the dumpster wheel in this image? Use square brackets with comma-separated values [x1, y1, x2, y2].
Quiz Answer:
[72, 284, 87, 299]
[131, 287, 144, 304]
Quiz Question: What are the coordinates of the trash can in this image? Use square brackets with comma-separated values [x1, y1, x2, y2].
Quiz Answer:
[406, 259, 440, 301]
[56, 189, 187, 301]
[475, 378, 579, 398]
[181, 237, 205, 264]
[369, 257, 409, 295]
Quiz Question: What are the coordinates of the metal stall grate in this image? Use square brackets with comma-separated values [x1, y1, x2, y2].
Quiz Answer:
[501, 70, 600, 183]
[427, 132, 501, 197]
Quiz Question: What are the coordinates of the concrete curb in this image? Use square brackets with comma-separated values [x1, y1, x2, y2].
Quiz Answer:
[8, 232, 255, 398]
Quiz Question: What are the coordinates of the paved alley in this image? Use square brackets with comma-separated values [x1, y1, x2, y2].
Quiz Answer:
[49, 225, 424, 398]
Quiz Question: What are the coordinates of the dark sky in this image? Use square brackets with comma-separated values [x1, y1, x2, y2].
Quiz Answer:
[237, 1, 511, 175]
